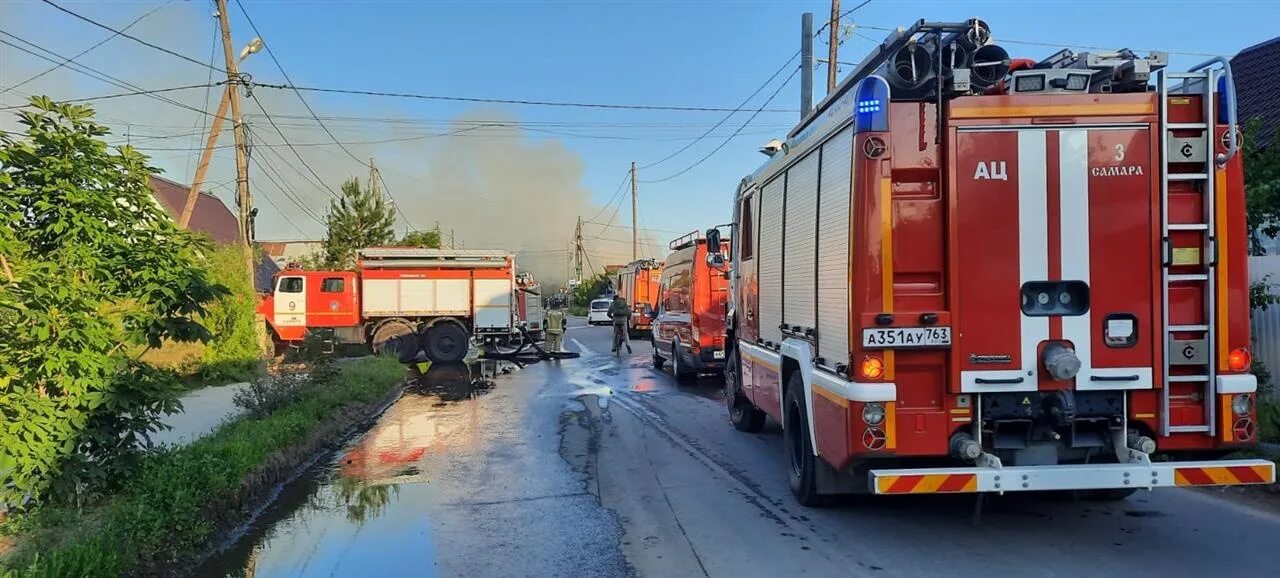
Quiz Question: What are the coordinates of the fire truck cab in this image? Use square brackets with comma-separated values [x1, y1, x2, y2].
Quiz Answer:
[711, 19, 1274, 505]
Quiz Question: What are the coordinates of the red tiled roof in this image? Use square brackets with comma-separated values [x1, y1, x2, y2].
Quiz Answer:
[148, 175, 240, 244]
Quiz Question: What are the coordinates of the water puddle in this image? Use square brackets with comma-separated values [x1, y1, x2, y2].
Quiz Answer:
[194, 360, 513, 577]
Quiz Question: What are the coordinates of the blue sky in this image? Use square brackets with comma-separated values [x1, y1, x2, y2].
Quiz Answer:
[2, 0, 1278, 276]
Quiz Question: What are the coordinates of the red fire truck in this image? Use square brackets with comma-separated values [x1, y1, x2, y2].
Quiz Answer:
[708, 18, 1274, 505]
[651, 230, 731, 382]
[615, 259, 663, 338]
[259, 248, 521, 363]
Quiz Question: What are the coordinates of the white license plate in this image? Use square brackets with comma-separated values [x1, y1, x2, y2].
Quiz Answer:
[862, 326, 951, 349]
[712, 350, 725, 360]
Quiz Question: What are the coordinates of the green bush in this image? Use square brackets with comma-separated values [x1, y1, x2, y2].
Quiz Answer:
[198, 244, 264, 385]
[1260, 398, 1280, 444]
[1, 356, 405, 577]
[0, 98, 225, 509]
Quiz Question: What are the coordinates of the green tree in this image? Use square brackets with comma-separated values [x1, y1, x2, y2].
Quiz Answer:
[571, 272, 612, 306]
[322, 177, 396, 269]
[398, 229, 442, 249]
[1244, 118, 1280, 257]
[0, 97, 226, 508]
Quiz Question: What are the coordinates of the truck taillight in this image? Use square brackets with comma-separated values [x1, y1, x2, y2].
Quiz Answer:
[860, 356, 885, 380]
[1228, 348, 1251, 372]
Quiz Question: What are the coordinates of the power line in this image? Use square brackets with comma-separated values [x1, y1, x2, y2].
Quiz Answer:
[0, 83, 223, 110]
[0, 31, 224, 118]
[641, 66, 801, 184]
[813, 0, 875, 38]
[247, 94, 340, 199]
[583, 220, 685, 235]
[39, 0, 224, 73]
[251, 81, 799, 113]
[187, 15, 221, 183]
[1, 0, 174, 96]
[638, 49, 800, 170]
[585, 172, 632, 224]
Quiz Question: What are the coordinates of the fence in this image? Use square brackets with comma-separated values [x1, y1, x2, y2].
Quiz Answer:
[1250, 256, 1280, 399]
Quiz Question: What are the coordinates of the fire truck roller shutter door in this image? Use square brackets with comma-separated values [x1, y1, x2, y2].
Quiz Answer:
[759, 176, 786, 345]
[784, 151, 819, 333]
[817, 125, 854, 366]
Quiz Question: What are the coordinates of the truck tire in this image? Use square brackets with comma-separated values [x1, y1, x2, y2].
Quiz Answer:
[372, 320, 416, 361]
[672, 342, 695, 384]
[725, 349, 765, 433]
[785, 376, 830, 507]
[424, 322, 469, 363]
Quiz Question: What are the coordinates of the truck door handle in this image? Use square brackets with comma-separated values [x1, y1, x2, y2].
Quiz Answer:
[746, 307, 754, 319]
[974, 377, 1025, 385]
[1090, 374, 1140, 382]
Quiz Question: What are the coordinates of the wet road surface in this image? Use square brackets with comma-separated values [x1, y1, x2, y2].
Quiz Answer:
[199, 317, 1279, 577]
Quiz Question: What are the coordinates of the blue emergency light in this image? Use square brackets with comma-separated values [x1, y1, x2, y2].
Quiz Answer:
[853, 76, 891, 133]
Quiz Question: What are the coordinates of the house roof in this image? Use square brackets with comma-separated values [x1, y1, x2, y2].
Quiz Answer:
[1232, 36, 1280, 146]
[148, 175, 240, 244]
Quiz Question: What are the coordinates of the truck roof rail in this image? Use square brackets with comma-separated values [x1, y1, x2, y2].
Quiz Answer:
[669, 230, 703, 251]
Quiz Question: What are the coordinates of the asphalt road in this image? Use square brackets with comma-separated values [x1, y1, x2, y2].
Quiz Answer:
[198, 317, 1280, 577]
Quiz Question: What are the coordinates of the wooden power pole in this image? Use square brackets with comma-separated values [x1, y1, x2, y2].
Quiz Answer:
[179, 89, 230, 228]
[369, 157, 380, 197]
[574, 216, 584, 282]
[630, 161, 638, 262]
[215, 0, 254, 280]
[828, 0, 840, 93]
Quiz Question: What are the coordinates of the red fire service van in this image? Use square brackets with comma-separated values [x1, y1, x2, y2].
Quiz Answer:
[616, 259, 663, 338]
[260, 248, 521, 363]
[651, 230, 731, 382]
[706, 18, 1273, 505]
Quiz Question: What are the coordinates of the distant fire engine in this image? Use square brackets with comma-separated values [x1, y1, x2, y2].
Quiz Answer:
[259, 248, 523, 363]
[707, 18, 1274, 505]
[615, 258, 662, 338]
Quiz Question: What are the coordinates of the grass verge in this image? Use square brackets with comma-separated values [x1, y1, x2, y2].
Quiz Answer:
[0, 356, 405, 577]
[1261, 397, 1280, 444]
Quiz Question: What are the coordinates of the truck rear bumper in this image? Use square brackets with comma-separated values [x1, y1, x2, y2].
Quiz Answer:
[870, 459, 1275, 495]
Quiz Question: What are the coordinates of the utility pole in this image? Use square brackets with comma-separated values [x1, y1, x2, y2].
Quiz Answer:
[827, 0, 841, 93]
[369, 157, 380, 197]
[574, 216, 584, 282]
[215, 0, 254, 281]
[630, 161, 638, 262]
[801, 13, 814, 117]
[180, 89, 230, 228]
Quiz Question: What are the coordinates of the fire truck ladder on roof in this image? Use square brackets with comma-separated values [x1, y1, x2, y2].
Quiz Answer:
[1158, 58, 1238, 437]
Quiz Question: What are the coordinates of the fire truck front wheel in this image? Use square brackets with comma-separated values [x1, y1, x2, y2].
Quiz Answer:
[423, 322, 469, 363]
[725, 349, 765, 433]
[784, 377, 831, 507]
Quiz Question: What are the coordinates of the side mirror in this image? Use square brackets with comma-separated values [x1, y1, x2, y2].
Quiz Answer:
[705, 228, 722, 253]
[706, 252, 726, 270]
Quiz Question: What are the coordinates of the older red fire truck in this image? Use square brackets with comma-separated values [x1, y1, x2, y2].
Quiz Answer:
[616, 259, 663, 338]
[260, 248, 521, 363]
[708, 18, 1274, 505]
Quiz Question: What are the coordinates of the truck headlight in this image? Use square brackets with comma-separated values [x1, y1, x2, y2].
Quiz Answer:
[1232, 394, 1252, 416]
[862, 402, 886, 426]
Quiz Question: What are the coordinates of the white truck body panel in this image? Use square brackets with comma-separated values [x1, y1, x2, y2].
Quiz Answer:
[474, 278, 514, 331]
[817, 125, 854, 365]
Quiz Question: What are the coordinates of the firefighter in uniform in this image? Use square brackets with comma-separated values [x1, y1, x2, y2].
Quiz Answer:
[608, 294, 632, 354]
[544, 298, 566, 353]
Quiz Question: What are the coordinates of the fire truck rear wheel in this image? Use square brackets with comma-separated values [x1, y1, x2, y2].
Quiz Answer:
[785, 376, 830, 507]
[726, 349, 765, 433]
[424, 322, 469, 363]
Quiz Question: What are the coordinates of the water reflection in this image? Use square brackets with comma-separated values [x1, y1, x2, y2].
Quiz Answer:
[196, 359, 510, 578]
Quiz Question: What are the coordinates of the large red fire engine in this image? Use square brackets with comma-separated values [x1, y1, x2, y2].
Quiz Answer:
[615, 259, 663, 338]
[707, 18, 1274, 505]
[259, 248, 521, 363]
